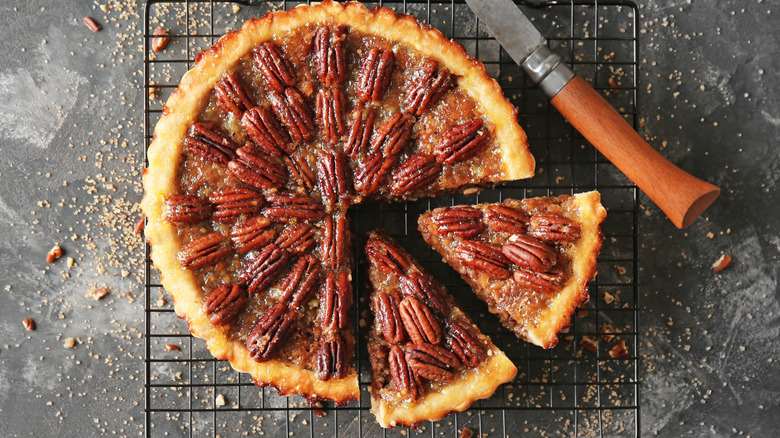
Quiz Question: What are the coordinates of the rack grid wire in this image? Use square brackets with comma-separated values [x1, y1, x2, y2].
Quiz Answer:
[143, 1, 641, 436]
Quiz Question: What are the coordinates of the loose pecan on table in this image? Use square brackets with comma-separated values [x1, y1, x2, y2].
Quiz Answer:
[484, 204, 529, 235]
[215, 72, 254, 119]
[179, 232, 231, 270]
[164, 194, 212, 225]
[405, 343, 460, 383]
[320, 271, 352, 330]
[202, 283, 247, 326]
[370, 112, 415, 156]
[445, 321, 486, 368]
[239, 244, 289, 294]
[455, 240, 511, 280]
[316, 88, 346, 145]
[389, 345, 423, 400]
[254, 42, 296, 93]
[353, 150, 397, 197]
[246, 302, 297, 362]
[263, 192, 324, 223]
[316, 333, 347, 381]
[278, 254, 321, 309]
[230, 216, 277, 253]
[431, 206, 485, 239]
[356, 48, 394, 103]
[373, 291, 405, 345]
[528, 212, 581, 243]
[502, 234, 558, 272]
[390, 153, 442, 196]
[365, 236, 412, 277]
[317, 147, 352, 210]
[403, 59, 451, 116]
[315, 25, 347, 87]
[433, 119, 490, 165]
[344, 105, 376, 159]
[184, 122, 240, 165]
[282, 153, 316, 191]
[228, 146, 287, 191]
[320, 214, 348, 269]
[399, 271, 449, 317]
[399, 296, 442, 345]
[209, 187, 264, 224]
[268, 88, 315, 143]
[274, 224, 317, 254]
[513, 266, 565, 293]
[241, 106, 293, 156]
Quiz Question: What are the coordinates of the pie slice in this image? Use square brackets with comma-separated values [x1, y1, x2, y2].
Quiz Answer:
[364, 231, 517, 428]
[418, 191, 607, 349]
[141, 1, 535, 405]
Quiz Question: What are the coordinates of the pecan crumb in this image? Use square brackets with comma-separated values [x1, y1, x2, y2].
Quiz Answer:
[46, 245, 63, 263]
[603, 291, 615, 304]
[134, 215, 145, 235]
[166, 344, 180, 351]
[152, 27, 171, 52]
[91, 287, 109, 300]
[83, 16, 101, 32]
[23, 318, 35, 331]
[609, 340, 628, 358]
[215, 394, 226, 407]
[63, 337, 76, 349]
[712, 254, 732, 272]
[580, 335, 599, 353]
[460, 428, 474, 438]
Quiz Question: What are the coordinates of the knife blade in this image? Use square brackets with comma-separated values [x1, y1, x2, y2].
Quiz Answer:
[465, 0, 720, 229]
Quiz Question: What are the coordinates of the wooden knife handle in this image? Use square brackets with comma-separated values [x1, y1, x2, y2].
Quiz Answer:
[551, 75, 720, 228]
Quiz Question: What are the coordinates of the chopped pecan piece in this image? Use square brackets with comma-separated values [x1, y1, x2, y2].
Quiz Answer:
[353, 150, 397, 196]
[609, 340, 628, 358]
[283, 153, 316, 191]
[239, 244, 289, 294]
[264, 192, 324, 223]
[399, 296, 442, 345]
[431, 206, 485, 238]
[316, 88, 346, 144]
[391, 153, 442, 196]
[399, 271, 449, 317]
[455, 240, 511, 280]
[320, 214, 348, 269]
[405, 343, 460, 383]
[316, 333, 347, 381]
[253, 42, 296, 92]
[179, 233, 231, 270]
[503, 234, 557, 272]
[202, 284, 247, 326]
[317, 147, 352, 210]
[528, 212, 581, 243]
[484, 204, 529, 235]
[344, 105, 376, 159]
[433, 119, 490, 165]
[274, 224, 317, 254]
[445, 321, 486, 368]
[268, 88, 315, 143]
[230, 216, 276, 253]
[209, 187, 264, 224]
[370, 112, 414, 156]
[513, 266, 565, 293]
[320, 271, 352, 330]
[279, 255, 321, 309]
[356, 48, 394, 102]
[246, 302, 296, 362]
[184, 122, 240, 164]
[151, 27, 170, 52]
[712, 254, 732, 273]
[46, 245, 63, 264]
[404, 59, 451, 116]
[365, 236, 412, 277]
[215, 72, 254, 118]
[164, 194, 212, 225]
[373, 292, 405, 345]
[315, 25, 347, 87]
[241, 106, 293, 156]
[228, 146, 287, 191]
[388, 345, 423, 400]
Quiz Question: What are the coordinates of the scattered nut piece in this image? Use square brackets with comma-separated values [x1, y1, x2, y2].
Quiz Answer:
[134, 216, 145, 235]
[460, 427, 474, 438]
[609, 340, 628, 358]
[600, 324, 617, 343]
[712, 254, 732, 273]
[603, 292, 614, 304]
[63, 337, 76, 349]
[92, 287, 109, 300]
[148, 86, 159, 100]
[156, 297, 166, 307]
[46, 245, 63, 263]
[580, 335, 598, 353]
[66, 257, 75, 269]
[462, 187, 479, 196]
[215, 394, 226, 407]
[83, 16, 101, 32]
[166, 344, 180, 351]
[152, 27, 171, 52]
[23, 318, 36, 331]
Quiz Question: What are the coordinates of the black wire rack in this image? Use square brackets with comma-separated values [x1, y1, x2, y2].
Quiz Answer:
[143, 1, 641, 436]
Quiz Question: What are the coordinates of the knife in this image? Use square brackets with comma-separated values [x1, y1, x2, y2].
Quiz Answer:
[465, 0, 720, 229]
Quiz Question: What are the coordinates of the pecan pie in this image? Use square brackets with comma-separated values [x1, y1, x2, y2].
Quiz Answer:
[418, 192, 607, 349]
[365, 231, 516, 428]
[141, 1, 534, 405]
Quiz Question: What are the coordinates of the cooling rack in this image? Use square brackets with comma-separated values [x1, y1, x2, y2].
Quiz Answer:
[143, 1, 641, 436]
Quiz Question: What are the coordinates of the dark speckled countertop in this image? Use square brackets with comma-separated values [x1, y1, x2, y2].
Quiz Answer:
[0, 1, 777, 437]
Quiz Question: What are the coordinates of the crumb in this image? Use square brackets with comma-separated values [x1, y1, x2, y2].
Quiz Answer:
[24, 318, 36, 331]
[47, 245, 63, 263]
[166, 344, 180, 351]
[609, 341, 628, 358]
[63, 337, 76, 349]
[215, 394, 226, 407]
[712, 254, 732, 272]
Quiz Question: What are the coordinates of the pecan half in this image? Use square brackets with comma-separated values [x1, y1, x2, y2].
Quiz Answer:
[528, 212, 581, 243]
[179, 233, 231, 270]
[316, 333, 347, 381]
[353, 150, 397, 196]
[373, 292, 405, 345]
[164, 194, 212, 225]
[184, 122, 240, 164]
[315, 25, 347, 87]
[320, 271, 352, 330]
[455, 240, 511, 280]
[253, 42, 296, 92]
[246, 302, 296, 362]
[388, 345, 423, 400]
[209, 187, 264, 224]
[399, 271, 449, 317]
[269, 88, 315, 143]
[320, 214, 348, 269]
[279, 255, 321, 309]
[241, 106, 293, 157]
[231, 216, 276, 253]
[513, 266, 565, 293]
[283, 153, 316, 191]
[274, 224, 317, 254]
[399, 296, 442, 345]
[239, 244, 289, 294]
[316, 88, 346, 144]
[390, 153, 442, 196]
[484, 204, 529, 235]
[431, 206, 485, 238]
[503, 234, 557, 272]
[344, 105, 376, 159]
[405, 343, 460, 383]
[202, 284, 246, 326]
[433, 119, 490, 165]
[404, 59, 451, 116]
[445, 321, 486, 368]
[370, 112, 415, 156]
[365, 236, 412, 277]
[264, 192, 324, 223]
[317, 147, 352, 210]
[228, 146, 287, 191]
[215, 72, 254, 119]
[356, 48, 394, 103]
